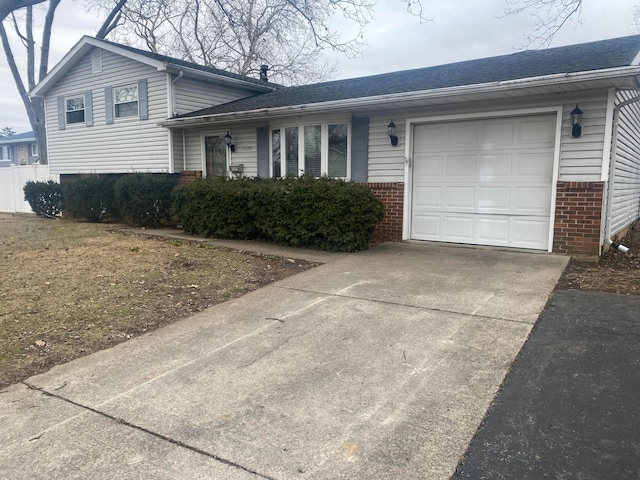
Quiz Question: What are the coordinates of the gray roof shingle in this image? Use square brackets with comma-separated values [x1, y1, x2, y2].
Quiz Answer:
[96, 38, 280, 89]
[179, 35, 640, 118]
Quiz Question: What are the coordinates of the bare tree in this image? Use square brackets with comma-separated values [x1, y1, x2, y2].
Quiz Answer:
[0, 0, 46, 21]
[502, 0, 583, 47]
[0, 126, 16, 136]
[1, 0, 127, 164]
[93, 0, 426, 85]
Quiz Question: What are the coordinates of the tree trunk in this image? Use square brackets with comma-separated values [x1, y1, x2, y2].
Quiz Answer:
[30, 97, 47, 165]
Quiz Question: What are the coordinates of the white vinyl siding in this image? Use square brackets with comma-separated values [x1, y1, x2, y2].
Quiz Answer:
[45, 49, 170, 174]
[611, 90, 640, 235]
[173, 78, 258, 115]
[367, 90, 609, 183]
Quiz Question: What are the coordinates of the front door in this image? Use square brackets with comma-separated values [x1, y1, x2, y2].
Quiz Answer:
[205, 136, 227, 177]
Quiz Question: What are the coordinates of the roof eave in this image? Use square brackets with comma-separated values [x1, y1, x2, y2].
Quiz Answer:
[160, 66, 640, 128]
[161, 63, 276, 92]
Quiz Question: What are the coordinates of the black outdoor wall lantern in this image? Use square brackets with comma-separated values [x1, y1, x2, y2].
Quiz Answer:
[224, 131, 236, 152]
[570, 104, 583, 138]
[388, 120, 399, 146]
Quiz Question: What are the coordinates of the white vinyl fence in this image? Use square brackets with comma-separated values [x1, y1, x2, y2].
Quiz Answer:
[0, 165, 60, 214]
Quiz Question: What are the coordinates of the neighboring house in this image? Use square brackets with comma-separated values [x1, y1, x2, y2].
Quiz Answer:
[32, 35, 640, 257]
[30, 36, 277, 178]
[0, 131, 39, 167]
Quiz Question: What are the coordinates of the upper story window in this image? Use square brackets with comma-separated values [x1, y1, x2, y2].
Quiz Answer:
[65, 96, 85, 124]
[271, 122, 349, 178]
[114, 84, 138, 118]
[31, 143, 39, 157]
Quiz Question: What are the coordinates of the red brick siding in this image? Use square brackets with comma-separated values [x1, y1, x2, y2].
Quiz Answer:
[364, 182, 404, 243]
[553, 181, 604, 256]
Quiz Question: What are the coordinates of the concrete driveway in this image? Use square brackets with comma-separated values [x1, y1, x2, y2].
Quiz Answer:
[0, 242, 568, 480]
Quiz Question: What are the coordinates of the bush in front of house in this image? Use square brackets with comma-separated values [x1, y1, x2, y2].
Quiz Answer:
[61, 175, 120, 222]
[172, 176, 384, 251]
[23, 180, 63, 218]
[114, 174, 178, 228]
[172, 177, 259, 239]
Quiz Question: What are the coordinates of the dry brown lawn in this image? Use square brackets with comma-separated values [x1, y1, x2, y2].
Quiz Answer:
[0, 214, 317, 388]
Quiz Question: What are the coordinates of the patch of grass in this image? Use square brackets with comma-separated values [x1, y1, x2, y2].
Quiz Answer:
[0, 214, 319, 388]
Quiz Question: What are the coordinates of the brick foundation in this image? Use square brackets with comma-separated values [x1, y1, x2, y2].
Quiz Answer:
[365, 182, 404, 243]
[179, 170, 203, 184]
[553, 181, 604, 256]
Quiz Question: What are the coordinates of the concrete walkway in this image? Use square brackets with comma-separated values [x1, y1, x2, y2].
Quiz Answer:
[0, 241, 568, 479]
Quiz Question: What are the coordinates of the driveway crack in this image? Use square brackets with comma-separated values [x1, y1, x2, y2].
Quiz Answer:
[274, 285, 533, 325]
[21, 382, 278, 480]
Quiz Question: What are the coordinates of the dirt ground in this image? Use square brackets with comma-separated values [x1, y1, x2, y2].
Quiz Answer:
[556, 221, 640, 295]
[0, 215, 318, 389]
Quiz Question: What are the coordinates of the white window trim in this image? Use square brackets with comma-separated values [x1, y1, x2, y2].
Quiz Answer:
[113, 83, 139, 119]
[65, 95, 85, 126]
[269, 119, 351, 179]
[31, 143, 39, 157]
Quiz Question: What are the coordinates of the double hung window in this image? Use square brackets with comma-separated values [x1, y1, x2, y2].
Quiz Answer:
[271, 122, 349, 178]
[65, 96, 85, 124]
[114, 84, 138, 118]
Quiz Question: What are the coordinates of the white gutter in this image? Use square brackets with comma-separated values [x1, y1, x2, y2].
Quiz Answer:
[604, 92, 640, 253]
[160, 65, 640, 128]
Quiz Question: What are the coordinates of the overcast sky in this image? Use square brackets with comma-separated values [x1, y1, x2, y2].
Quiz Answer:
[0, 0, 637, 133]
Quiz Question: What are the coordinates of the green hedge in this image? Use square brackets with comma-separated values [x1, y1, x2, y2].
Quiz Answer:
[61, 176, 119, 222]
[173, 176, 384, 251]
[172, 177, 259, 239]
[114, 174, 178, 228]
[23, 180, 63, 218]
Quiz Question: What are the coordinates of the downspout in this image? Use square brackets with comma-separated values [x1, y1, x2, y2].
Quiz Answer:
[604, 93, 640, 253]
[171, 70, 184, 116]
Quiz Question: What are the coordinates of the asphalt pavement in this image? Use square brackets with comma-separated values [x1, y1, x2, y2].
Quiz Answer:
[455, 289, 640, 480]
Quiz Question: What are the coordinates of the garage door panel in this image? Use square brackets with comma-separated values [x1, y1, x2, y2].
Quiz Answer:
[444, 216, 474, 241]
[413, 186, 442, 208]
[411, 114, 556, 250]
[447, 155, 476, 177]
[513, 187, 551, 213]
[477, 187, 511, 211]
[518, 118, 556, 145]
[516, 152, 554, 178]
[414, 154, 444, 177]
[477, 218, 510, 245]
[481, 122, 515, 147]
[479, 154, 512, 179]
[445, 187, 475, 209]
[512, 219, 550, 249]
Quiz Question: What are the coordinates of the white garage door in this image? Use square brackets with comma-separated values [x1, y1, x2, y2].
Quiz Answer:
[411, 114, 556, 250]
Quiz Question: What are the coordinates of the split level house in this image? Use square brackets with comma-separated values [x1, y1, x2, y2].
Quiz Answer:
[0, 131, 39, 167]
[31, 35, 640, 257]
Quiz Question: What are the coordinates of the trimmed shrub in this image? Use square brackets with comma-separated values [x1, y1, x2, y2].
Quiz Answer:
[62, 175, 119, 222]
[172, 177, 259, 239]
[23, 180, 62, 218]
[172, 176, 384, 251]
[115, 174, 178, 228]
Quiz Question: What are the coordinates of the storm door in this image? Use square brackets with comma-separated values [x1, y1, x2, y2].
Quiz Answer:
[205, 136, 227, 177]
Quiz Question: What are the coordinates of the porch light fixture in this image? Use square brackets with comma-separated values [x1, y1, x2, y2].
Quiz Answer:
[224, 131, 235, 152]
[388, 120, 398, 146]
[570, 104, 583, 138]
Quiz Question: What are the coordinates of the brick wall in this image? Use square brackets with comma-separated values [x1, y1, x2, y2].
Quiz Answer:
[553, 181, 604, 256]
[364, 182, 404, 243]
[179, 170, 203, 184]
